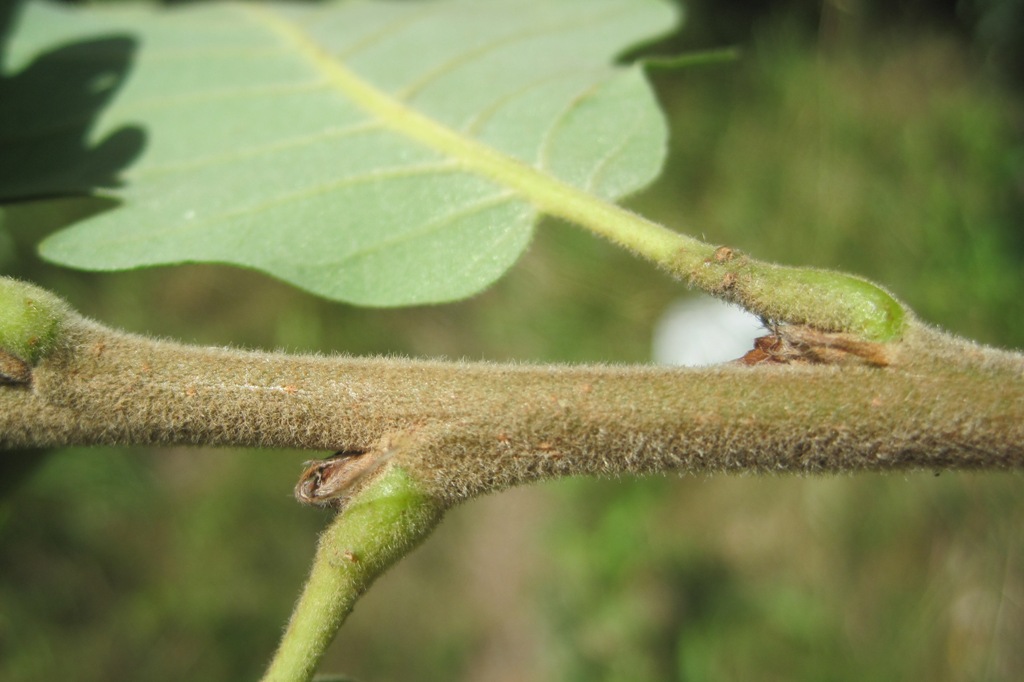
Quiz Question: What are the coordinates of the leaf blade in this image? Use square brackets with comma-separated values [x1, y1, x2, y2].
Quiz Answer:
[20, 0, 678, 305]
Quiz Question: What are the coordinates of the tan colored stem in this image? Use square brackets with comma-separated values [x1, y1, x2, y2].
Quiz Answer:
[2, 306, 1022, 506]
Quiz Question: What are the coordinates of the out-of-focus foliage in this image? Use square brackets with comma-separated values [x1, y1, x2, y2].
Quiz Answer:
[1, 1, 1022, 681]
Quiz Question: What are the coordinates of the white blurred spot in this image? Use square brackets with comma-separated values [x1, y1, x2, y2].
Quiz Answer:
[652, 295, 763, 366]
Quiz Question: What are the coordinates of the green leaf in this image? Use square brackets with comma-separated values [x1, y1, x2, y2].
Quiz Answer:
[9, 0, 677, 306]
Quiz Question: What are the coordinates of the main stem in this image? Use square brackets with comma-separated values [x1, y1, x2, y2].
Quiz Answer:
[3, 278, 1024, 681]
[2, 280, 1022, 505]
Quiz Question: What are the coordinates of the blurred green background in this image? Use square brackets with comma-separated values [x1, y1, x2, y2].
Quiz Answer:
[2, 0, 1023, 680]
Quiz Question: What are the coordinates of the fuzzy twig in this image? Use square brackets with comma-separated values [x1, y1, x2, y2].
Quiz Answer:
[2, 278, 1022, 507]
[3, 276, 1023, 681]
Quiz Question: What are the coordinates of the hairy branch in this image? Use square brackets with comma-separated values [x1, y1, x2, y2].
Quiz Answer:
[4, 276, 1023, 681]
[2, 278, 1022, 510]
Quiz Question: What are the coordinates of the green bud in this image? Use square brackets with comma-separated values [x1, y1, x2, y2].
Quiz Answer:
[752, 266, 907, 342]
[0, 277, 69, 364]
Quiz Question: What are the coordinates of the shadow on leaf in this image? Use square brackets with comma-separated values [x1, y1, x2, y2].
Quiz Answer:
[0, 9, 145, 202]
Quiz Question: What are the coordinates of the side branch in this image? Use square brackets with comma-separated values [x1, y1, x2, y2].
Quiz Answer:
[2, 278, 1022, 508]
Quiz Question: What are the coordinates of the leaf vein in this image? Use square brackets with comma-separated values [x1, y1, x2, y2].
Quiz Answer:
[83, 162, 462, 249]
[331, 3, 449, 62]
[116, 80, 331, 116]
[536, 80, 605, 173]
[459, 206, 530, 280]
[334, 191, 520, 264]
[130, 120, 385, 179]
[584, 101, 647, 195]
[462, 68, 604, 136]
[395, 3, 637, 103]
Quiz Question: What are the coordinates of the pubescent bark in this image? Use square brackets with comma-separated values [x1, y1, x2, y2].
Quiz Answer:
[2, 278, 1021, 508]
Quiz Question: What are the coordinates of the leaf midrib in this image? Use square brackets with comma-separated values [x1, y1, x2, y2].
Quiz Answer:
[241, 2, 706, 265]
